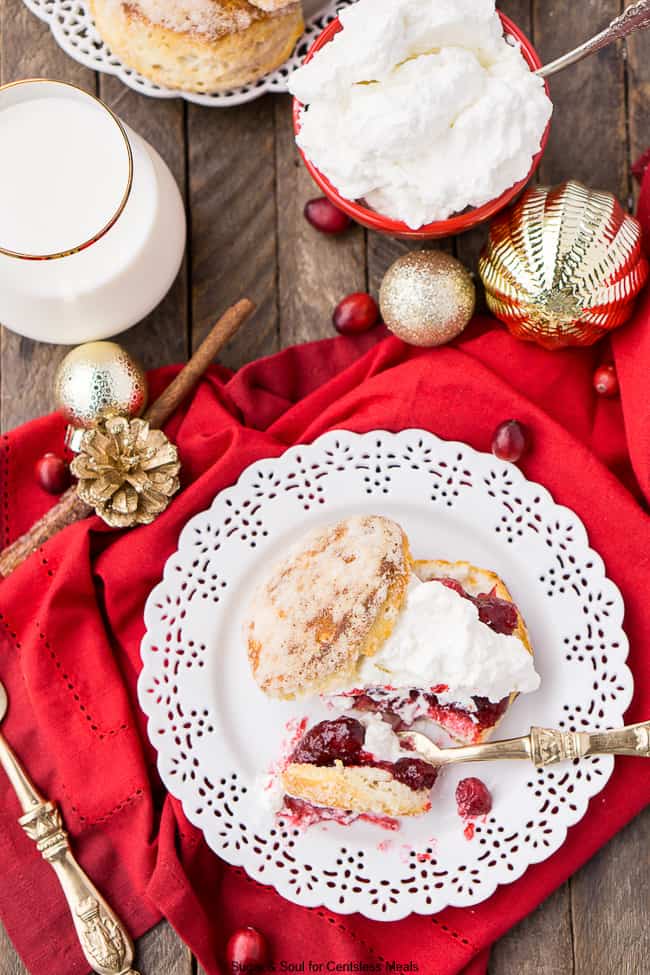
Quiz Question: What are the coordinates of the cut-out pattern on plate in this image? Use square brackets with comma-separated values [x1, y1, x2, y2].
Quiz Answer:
[139, 429, 633, 920]
[20, 0, 353, 106]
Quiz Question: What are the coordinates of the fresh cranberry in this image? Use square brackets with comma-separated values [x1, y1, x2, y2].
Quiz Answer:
[290, 717, 365, 766]
[474, 594, 518, 635]
[456, 777, 492, 818]
[225, 926, 268, 971]
[593, 363, 619, 398]
[491, 419, 528, 463]
[333, 293, 380, 335]
[35, 452, 71, 494]
[304, 196, 351, 235]
[392, 758, 438, 792]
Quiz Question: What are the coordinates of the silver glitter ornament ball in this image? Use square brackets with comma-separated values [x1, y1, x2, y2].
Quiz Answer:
[380, 250, 476, 347]
[54, 341, 148, 428]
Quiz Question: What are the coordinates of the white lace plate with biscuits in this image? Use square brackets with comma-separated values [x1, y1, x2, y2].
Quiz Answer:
[19, 0, 352, 106]
[139, 428, 633, 920]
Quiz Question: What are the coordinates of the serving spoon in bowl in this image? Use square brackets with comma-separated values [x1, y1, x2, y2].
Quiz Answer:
[399, 720, 650, 768]
[536, 0, 650, 79]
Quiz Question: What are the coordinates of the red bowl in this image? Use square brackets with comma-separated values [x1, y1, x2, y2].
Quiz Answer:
[292, 12, 551, 240]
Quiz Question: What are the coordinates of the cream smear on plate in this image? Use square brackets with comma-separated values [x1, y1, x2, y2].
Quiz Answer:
[289, 0, 553, 228]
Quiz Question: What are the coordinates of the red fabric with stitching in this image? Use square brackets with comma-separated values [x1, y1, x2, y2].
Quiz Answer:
[1, 176, 650, 974]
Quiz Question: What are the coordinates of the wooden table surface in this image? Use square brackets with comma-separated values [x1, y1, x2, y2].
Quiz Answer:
[0, 1, 649, 972]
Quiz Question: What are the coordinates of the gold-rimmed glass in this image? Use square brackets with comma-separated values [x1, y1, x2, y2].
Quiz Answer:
[0, 78, 133, 262]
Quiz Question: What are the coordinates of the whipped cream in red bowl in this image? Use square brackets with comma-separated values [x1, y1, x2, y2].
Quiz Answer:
[291, 0, 552, 239]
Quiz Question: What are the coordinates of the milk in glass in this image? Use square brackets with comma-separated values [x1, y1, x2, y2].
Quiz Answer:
[0, 80, 186, 344]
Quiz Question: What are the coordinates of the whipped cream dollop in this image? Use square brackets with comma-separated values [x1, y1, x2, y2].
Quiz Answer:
[341, 576, 540, 706]
[289, 0, 553, 228]
[356, 712, 414, 762]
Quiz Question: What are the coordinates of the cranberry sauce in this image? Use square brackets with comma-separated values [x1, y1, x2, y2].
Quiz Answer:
[391, 757, 438, 791]
[348, 688, 509, 740]
[282, 796, 399, 832]
[289, 717, 437, 792]
[436, 578, 518, 635]
[290, 717, 364, 766]
[426, 694, 509, 743]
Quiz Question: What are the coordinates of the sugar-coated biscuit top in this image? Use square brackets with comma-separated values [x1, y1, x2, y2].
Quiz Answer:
[246, 515, 412, 699]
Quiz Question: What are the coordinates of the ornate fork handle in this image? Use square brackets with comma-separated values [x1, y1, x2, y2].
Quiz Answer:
[402, 721, 650, 769]
[0, 734, 140, 975]
[530, 721, 650, 766]
[537, 0, 650, 79]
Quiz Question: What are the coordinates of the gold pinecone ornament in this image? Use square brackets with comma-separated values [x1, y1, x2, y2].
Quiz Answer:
[71, 416, 180, 528]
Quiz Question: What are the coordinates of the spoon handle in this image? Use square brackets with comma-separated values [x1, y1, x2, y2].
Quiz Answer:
[537, 0, 650, 79]
[0, 731, 139, 975]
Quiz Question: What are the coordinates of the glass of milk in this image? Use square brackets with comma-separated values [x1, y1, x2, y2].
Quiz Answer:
[0, 79, 186, 344]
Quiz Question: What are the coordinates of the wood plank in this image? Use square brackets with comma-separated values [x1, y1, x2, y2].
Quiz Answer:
[455, 0, 533, 289]
[626, 14, 650, 205]
[366, 233, 414, 307]
[535, 0, 628, 198]
[488, 886, 573, 975]
[187, 97, 279, 366]
[570, 27, 647, 970]
[591, 25, 650, 975]
[572, 807, 650, 975]
[0, 926, 26, 975]
[136, 921, 193, 975]
[0, 0, 96, 432]
[274, 95, 366, 345]
[98, 79, 189, 368]
[571, 16, 650, 975]
[533, 4, 633, 975]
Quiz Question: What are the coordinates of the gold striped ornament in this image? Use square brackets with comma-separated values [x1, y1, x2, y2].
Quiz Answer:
[479, 180, 649, 349]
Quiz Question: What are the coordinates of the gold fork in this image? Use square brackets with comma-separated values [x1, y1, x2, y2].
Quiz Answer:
[398, 721, 650, 767]
[0, 678, 139, 975]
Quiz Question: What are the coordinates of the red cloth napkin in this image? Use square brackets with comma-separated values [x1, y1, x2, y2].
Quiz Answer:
[1, 204, 650, 975]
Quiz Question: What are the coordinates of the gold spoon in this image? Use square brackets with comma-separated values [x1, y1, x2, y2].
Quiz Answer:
[0, 679, 140, 975]
[399, 721, 650, 767]
[537, 0, 650, 79]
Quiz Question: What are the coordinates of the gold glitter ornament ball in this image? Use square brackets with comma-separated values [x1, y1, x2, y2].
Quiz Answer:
[54, 341, 148, 428]
[379, 250, 476, 347]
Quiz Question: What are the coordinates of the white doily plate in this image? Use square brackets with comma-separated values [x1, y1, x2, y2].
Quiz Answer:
[21, 0, 352, 106]
[139, 429, 633, 920]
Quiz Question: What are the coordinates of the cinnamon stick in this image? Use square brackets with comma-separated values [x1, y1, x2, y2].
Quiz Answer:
[0, 299, 255, 579]
[145, 299, 254, 428]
